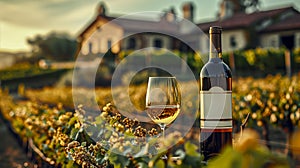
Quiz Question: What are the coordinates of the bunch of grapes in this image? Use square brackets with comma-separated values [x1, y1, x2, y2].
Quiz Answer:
[232, 75, 300, 157]
[66, 103, 162, 167]
[0, 93, 81, 166]
[0, 86, 295, 167]
[233, 75, 300, 125]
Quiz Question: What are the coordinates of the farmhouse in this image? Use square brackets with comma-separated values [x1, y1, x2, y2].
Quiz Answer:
[77, 0, 300, 56]
[77, 2, 201, 56]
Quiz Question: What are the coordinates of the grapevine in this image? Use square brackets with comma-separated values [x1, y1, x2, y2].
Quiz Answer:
[0, 74, 298, 167]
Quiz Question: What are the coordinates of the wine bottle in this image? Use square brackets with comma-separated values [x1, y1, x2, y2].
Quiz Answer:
[200, 26, 232, 161]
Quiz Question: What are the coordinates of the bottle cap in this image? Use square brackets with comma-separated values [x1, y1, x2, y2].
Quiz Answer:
[209, 26, 222, 54]
[209, 26, 222, 34]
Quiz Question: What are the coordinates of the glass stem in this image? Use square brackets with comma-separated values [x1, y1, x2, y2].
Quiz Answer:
[159, 123, 167, 160]
[160, 124, 166, 139]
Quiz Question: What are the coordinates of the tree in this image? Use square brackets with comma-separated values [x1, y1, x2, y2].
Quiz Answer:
[27, 32, 78, 61]
[240, 0, 260, 12]
[222, 0, 260, 13]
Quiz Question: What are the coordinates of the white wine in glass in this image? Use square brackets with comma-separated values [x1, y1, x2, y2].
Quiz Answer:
[145, 77, 181, 138]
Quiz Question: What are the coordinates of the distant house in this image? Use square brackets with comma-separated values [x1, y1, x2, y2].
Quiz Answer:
[259, 12, 300, 49]
[77, 2, 200, 56]
[77, 1, 300, 56]
[198, 2, 300, 52]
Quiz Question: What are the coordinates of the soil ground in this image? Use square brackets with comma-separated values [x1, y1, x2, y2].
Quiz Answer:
[0, 117, 36, 168]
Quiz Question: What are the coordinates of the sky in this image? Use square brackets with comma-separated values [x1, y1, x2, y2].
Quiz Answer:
[0, 0, 299, 52]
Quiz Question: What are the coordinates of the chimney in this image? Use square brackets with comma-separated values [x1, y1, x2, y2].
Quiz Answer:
[182, 2, 195, 22]
[161, 7, 177, 22]
[97, 2, 107, 16]
[219, 0, 234, 20]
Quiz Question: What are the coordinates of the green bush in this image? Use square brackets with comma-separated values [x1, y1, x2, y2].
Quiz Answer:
[0, 63, 56, 80]
[222, 48, 289, 76]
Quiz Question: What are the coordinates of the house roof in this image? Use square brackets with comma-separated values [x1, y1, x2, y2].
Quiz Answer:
[78, 14, 181, 41]
[78, 5, 300, 42]
[77, 14, 115, 40]
[110, 16, 179, 34]
[197, 6, 296, 32]
[260, 13, 300, 33]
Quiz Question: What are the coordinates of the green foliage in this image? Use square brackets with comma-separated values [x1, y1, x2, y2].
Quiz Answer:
[208, 146, 289, 168]
[83, 47, 300, 86]
[117, 50, 204, 80]
[0, 63, 61, 80]
[209, 129, 289, 168]
[0, 98, 81, 166]
[117, 47, 300, 80]
[232, 75, 300, 131]
[27, 31, 78, 61]
[222, 47, 287, 74]
[0, 85, 294, 167]
[0, 63, 69, 92]
[236, 0, 260, 12]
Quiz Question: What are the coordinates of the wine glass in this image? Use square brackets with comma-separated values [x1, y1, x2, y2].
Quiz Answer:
[145, 77, 181, 140]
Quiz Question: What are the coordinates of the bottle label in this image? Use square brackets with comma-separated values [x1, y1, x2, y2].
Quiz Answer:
[200, 86, 232, 129]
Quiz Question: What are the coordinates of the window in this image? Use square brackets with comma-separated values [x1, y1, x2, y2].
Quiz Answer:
[127, 38, 136, 49]
[98, 40, 101, 52]
[230, 35, 237, 48]
[271, 40, 276, 48]
[260, 19, 272, 30]
[88, 42, 93, 53]
[107, 39, 112, 50]
[154, 38, 163, 48]
[281, 35, 294, 49]
[180, 43, 188, 52]
[97, 26, 102, 32]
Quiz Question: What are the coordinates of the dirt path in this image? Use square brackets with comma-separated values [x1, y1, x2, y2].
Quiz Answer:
[0, 118, 36, 168]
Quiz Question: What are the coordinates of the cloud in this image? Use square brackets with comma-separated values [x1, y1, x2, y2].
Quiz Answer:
[0, 0, 98, 32]
[0, 0, 219, 35]
[1, 0, 299, 30]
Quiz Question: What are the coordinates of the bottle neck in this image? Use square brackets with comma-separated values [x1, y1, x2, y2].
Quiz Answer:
[209, 52, 222, 60]
[209, 28, 222, 60]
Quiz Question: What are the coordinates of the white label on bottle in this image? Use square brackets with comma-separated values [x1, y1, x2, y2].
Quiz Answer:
[200, 86, 232, 129]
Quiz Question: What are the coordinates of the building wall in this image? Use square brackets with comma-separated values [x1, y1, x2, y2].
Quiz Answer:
[260, 30, 300, 49]
[199, 35, 209, 53]
[295, 32, 300, 48]
[146, 34, 171, 49]
[183, 33, 202, 52]
[199, 29, 247, 54]
[81, 22, 123, 55]
[260, 34, 280, 48]
[222, 29, 247, 52]
[80, 20, 300, 56]
[121, 33, 172, 50]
